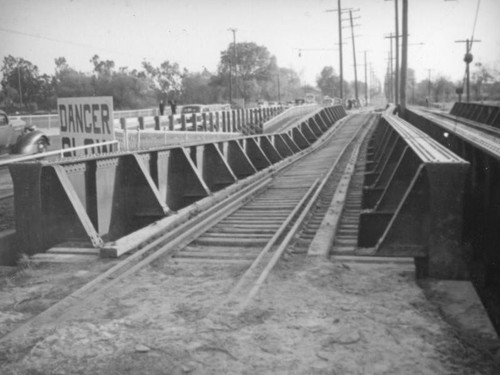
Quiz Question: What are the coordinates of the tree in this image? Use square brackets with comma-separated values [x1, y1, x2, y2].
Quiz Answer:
[90, 55, 115, 76]
[1, 55, 43, 110]
[217, 42, 278, 102]
[110, 68, 155, 109]
[316, 66, 352, 99]
[53, 57, 94, 98]
[142, 60, 184, 100]
[471, 63, 494, 101]
[317, 66, 338, 97]
[180, 69, 218, 104]
[276, 67, 301, 102]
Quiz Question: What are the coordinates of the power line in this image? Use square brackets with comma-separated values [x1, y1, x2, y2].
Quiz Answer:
[469, 0, 481, 51]
[0, 26, 142, 60]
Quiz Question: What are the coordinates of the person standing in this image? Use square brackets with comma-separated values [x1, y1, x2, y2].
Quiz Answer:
[159, 100, 165, 116]
[170, 100, 177, 115]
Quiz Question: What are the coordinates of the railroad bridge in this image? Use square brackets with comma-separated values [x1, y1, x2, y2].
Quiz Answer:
[1, 102, 500, 356]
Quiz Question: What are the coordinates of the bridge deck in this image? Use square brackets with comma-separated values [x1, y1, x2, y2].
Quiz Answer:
[0, 111, 498, 374]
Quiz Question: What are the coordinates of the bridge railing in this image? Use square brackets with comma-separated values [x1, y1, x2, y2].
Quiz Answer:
[450, 102, 500, 127]
[114, 106, 285, 150]
[359, 113, 470, 279]
[263, 103, 318, 133]
[8, 105, 346, 258]
[16, 108, 158, 130]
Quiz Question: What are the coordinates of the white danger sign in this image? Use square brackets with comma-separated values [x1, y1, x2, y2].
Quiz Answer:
[58, 96, 115, 155]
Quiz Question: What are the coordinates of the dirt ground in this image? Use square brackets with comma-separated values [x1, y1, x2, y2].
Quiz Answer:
[1, 254, 499, 375]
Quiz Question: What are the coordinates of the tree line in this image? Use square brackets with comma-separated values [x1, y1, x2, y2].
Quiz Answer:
[0, 42, 314, 113]
[315, 63, 500, 106]
[383, 65, 500, 106]
[3, 40, 498, 113]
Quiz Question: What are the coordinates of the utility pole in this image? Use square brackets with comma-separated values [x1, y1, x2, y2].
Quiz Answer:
[277, 70, 281, 102]
[427, 68, 433, 104]
[399, 0, 408, 114]
[385, 0, 399, 106]
[338, 0, 343, 100]
[17, 64, 23, 110]
[385, 34, 394, 102]
[326, 1, 350, 100]
[369, 63, 374, 103]
[455, 38, 481, 102]
[394, 0, 399, 107]
[364, 51, 368, 106]
[228, 28, 238, 100]
[348, 10, 360, 104]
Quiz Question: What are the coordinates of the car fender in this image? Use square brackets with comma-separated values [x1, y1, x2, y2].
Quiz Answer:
[11, 130, 50, 154]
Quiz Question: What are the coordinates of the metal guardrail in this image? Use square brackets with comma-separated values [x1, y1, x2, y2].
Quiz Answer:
[114, 105, 284, 130]
[15, 108, 158, 130]
[0, 140, 119, 167]
[263, 104, 319, 133]
[114, 106, 285, 151]
[359, 113, 470, 279]
[15, 105, 287, 132]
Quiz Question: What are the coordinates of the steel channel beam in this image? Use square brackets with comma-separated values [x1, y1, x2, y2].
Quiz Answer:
[8, 106, 347, 256]
[358, 114, 470, 279]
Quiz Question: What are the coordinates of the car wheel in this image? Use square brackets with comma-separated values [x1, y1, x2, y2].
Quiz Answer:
[36, 139, 48, 153]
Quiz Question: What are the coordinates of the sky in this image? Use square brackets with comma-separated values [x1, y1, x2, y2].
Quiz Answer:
[0, 0, 499, 88]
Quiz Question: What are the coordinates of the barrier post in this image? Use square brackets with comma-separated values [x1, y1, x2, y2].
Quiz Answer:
[189, 114, 196, 131]
[231, 110, 236, 132]
[209, 112, 214, 132]
[120, 118, 129, 151]
[168, 115, 174, 131]
[154, 116, 160, 130]
[138, 116, 145, 130]
[222, 112, 227, 132]
[202, 113, 208, 131]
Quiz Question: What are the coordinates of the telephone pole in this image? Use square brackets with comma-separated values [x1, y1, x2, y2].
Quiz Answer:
[17, 64, 23, 110]
[364, 51, 368, 106]
[399, 0, 408, 114]
[427, 68, 433, 103]
[277, 71, 281, 102]
[394, 0, 399, 107]
[384, 0, 399, 106]
[455, 38, 481, 102]
[348, 9, 360, 103]
[228, 28, 238, 100]
[385, 34, 394, 102]
[337, 0, 343, 100]
[326, 1, 350, 100]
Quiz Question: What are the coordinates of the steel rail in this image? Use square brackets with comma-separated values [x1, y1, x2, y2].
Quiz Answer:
[0, 114, 352, 345]
[219, 180, 320, 309]
[224, 113, 371, 312]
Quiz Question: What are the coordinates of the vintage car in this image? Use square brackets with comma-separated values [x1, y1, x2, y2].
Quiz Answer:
[0, 110, 50, 154]
[181, 104, 209, 130]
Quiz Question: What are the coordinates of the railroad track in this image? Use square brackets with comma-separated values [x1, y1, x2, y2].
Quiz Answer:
[0, 111, 376, 346]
